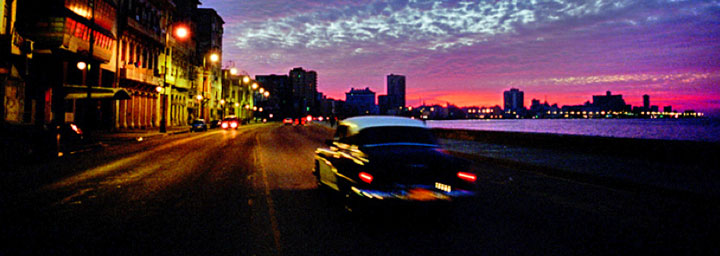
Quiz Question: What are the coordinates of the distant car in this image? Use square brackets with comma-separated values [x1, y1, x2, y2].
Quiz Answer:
[293, 118, 306, 126]
[283, 118, 294, 125]
[209, 120, 221, 128]
[221, 116, 240, 129]
[190, 119, 208, 132]
[314, 116, 477, 213]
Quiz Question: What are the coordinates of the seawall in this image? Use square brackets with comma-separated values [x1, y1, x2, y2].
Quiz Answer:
[432, 128, 720, 167]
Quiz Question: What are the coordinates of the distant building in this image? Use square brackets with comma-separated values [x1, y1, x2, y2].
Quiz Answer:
[289, 67, 318, 117]
[345, 87, 377, 115]
[503, 88, 525, 113]
[378, 74, 406, 115]
[592, 91, 630, 112]
[643, 94, 650, 111]
[664, 106, 673, 113]
[256, 75, 291, 119]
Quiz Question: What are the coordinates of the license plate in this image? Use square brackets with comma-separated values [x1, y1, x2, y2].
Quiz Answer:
[435, 182, 451, 192]
[407, 188, 437, 201]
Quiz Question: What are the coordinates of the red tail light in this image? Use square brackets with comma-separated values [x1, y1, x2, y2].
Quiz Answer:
[221, 122, 228, 128]
[230, 122, 238, 128]
[358, 172, 373, 184]
[457, 172, 477, 182]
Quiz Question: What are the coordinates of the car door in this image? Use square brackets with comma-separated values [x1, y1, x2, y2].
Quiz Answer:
[319, 124, 361, 190]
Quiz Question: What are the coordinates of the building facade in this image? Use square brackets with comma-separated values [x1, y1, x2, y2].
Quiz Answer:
[3, 0, 223, 132]
[345, 87, 376, 116]
[503, 88, 524, 113]
[256, 74, 289, 119]
[16, 0, 124, 131]
[289, 67, 317, 117]
[193, 8, 223, 121]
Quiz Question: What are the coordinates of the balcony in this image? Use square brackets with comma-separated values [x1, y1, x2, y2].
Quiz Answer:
[120, 62, 160, 86]
[126, 17, 163, 44]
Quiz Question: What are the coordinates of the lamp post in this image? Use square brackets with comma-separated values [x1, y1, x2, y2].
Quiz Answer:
[200, 52, 219, 120]
[160, 24, 189, 133]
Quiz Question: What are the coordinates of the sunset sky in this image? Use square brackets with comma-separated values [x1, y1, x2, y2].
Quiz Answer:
[200, 0, 720, 114]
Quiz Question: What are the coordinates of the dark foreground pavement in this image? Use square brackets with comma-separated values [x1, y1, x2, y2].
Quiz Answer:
[1, 123, 718, 255]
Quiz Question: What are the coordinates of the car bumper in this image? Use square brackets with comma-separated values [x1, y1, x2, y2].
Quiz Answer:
[348, 184, 476, 202]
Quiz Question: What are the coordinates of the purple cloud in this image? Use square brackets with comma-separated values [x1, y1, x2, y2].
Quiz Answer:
[201, 0, 720, 112]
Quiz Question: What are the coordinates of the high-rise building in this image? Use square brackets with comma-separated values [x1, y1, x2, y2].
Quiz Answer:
[643, 94, 650, 111]
[379, 74, 405, 115]
[289, 67, 317, 116]
[503, 88, 525, 112]
[387, 74, 406, 108]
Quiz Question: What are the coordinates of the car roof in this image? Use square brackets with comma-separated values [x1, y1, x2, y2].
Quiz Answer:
[339, 115, 427, 135]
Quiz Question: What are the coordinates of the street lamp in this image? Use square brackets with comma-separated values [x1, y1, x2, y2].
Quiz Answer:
[160, 24, 190, 133]
[76, 61, 87, 70]
[209, 53, 220, 63]
[196, 94, 205, 120]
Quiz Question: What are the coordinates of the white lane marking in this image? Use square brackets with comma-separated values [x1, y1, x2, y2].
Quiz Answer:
[255, 133, 283, 256]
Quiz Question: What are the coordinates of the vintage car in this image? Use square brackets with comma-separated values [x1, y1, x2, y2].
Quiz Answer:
[314, 116, 477, 213]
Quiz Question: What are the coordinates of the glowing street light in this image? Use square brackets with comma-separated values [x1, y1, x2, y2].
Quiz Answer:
[196, 94, 204, 101]
[76, 61, 87, 70]
[251, 83, 258, 90]
[209, 53, 220, 63]
[263, 91, 270, 97]
[243, 76, 250, 84]
[230, 68, 238, 75]
[259, 88, 265, 94]
[175, 25, 189, 39]
[219, 99, 226, 105]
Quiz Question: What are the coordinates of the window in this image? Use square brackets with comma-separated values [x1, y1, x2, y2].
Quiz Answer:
[357, 127, 438, 146]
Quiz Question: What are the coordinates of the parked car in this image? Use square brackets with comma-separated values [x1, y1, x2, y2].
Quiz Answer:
[190, 119, 208, 132]
[314, 116, 477, 213]
[221, 116, 240, 130]
[209, 119, 221, 128]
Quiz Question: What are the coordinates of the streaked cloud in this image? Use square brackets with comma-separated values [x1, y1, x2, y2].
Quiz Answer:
[202, 0, 720, 112]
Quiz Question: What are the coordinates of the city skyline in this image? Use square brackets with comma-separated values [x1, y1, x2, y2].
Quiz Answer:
[202, 0, 720, 115]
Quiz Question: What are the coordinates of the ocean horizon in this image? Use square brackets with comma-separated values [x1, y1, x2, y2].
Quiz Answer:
[426, 118, 720, 142]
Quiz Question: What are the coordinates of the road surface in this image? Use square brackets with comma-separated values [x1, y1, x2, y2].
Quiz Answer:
[1, 123, 717, 255]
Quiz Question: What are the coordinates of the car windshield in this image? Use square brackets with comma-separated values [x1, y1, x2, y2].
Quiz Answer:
[192, 120, 204, 124]
[356, 126, 438, 146]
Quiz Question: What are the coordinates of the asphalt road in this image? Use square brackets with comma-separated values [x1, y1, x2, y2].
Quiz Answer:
[1, 123, 717, 255]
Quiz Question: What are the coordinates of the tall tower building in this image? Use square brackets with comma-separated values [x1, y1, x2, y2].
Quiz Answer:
[643, 94, 650, 111]
[387, 74, 406, 108]
[503, 88, 524, 112]
[289, 67, 318, 116]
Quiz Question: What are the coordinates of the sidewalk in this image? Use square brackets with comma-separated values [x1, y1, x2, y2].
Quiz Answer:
[90, 126, 192, 142]
[438, 138, 720, 200]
